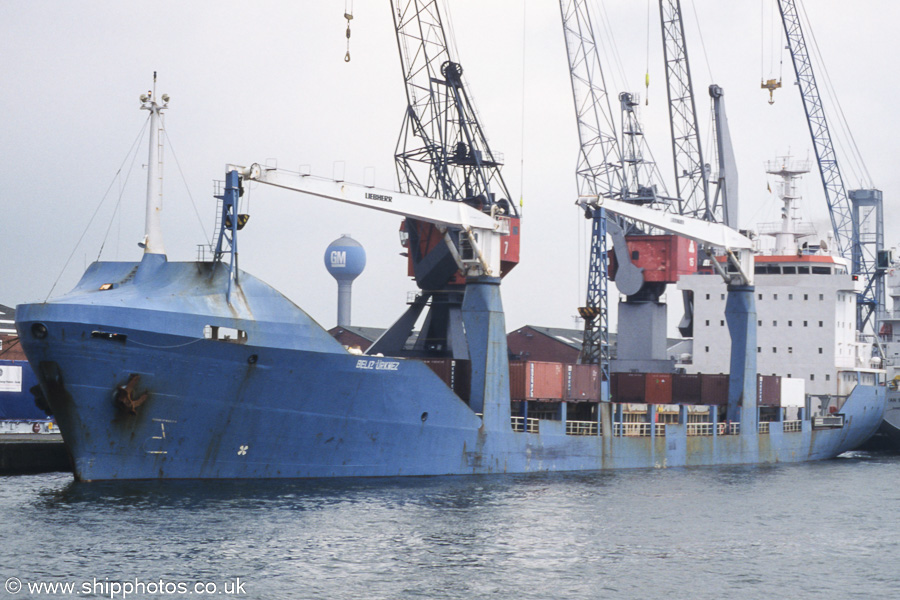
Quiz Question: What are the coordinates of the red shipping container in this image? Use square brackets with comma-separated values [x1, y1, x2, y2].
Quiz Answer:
[609, 234, 697, 284]
[510, 362, 527, 400]
[509, 361, 564, 400]
[565, 364, 601, 402]
[613, 372, 645, 403]
[672, 373, 701, 404]
[699, 374, 729, 405]
[423, 358, 453, 384]
[644, 373, 673, 404]
[756, 375, 782, 407]
[422, 358, 471, 403]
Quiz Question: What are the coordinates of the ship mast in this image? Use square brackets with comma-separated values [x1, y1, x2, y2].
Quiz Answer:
[139, 72, 169, 256]
[766, 158, 811, 255]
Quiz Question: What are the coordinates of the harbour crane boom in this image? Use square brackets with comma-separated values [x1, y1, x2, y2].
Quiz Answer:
[659, 0, 714, 222]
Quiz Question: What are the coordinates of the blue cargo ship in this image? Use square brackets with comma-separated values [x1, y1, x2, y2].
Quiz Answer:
[14, 88, 886, 481]
[14, 252, 885, 480]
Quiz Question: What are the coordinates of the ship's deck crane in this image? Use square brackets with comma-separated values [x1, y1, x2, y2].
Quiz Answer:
[229, 164, 509, 279]
[219, 162, 514, 427]
[218, 2, 518, 426]
[776, 0, 885, 334]
[579, 194, 756, 426]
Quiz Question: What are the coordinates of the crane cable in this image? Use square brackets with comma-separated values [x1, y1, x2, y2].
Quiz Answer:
[344, 0, 353, 62]
[687, 0, 714, 83]
[519, 0, 527, 214]
[46, 117, 150, 302]
[645, 0, 651, 104]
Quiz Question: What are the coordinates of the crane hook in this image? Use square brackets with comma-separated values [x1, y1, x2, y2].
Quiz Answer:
[343, 4, 353, 63]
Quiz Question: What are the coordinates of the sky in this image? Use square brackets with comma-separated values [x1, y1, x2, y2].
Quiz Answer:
[1, 0, 898, 335]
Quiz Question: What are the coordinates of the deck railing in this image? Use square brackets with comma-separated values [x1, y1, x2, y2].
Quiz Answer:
[510, 418, 809, 436]
[510, 416, 539, 433]
[565, 420, 598, 436]
[783, 420, 802, 432]
[614, 423, 667, 437]
[687, 422, 714, 436]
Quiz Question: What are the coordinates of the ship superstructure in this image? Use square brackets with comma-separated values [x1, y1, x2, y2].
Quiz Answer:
[680, 158, 882, 414]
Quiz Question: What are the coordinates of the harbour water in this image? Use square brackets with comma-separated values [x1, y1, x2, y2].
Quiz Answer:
[1, 453, 898, 600]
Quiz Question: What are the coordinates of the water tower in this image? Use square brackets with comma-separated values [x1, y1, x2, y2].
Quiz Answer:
[324, 234, 366, 327]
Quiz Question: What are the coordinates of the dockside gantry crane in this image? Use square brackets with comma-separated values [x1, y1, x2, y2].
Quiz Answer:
[558, 0, 626, 382]
[363, 0, 520, 361]
[777, 0, 885, 334]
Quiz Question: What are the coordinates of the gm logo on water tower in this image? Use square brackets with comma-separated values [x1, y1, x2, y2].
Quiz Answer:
[330, 250, 347, 268]
[324, 234, 366, 282]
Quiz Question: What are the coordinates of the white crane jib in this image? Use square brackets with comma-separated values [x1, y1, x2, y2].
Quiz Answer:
[231, 164, 510, 278]
[577, 195, 754, 286]
[578, 194, 759, 426]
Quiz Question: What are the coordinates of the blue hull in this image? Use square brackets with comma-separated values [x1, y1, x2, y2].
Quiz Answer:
[16, 259, 886, 481]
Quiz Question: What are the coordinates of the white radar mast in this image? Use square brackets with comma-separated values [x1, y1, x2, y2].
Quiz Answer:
[139, 72, 169, 255]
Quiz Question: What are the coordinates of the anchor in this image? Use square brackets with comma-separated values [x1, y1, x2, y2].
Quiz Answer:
[114, 374, 149, 414]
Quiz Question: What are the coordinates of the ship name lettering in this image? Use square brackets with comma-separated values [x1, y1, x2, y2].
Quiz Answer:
[356, 359, 400, 371]
[365, 192, 393, 203]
